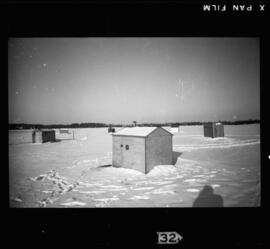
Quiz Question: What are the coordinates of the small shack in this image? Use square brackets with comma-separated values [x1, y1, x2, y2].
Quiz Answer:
[203, 122, 224, 138]
[32, 129, 56, 143]
[59, 129, 71, 134]
[108, 126, 116, 133]
[112, 127, 173, 174]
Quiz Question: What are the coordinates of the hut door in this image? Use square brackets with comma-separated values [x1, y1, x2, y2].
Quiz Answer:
[32, 131, 36, 143]
[214, 127, 217, 137]
[119, 144, 124, 167]
[122, 144, 130, 167]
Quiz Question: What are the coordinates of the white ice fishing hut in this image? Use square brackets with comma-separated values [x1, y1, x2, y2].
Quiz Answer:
[112, 127, 173, 174]
[203, 122, 224, 138]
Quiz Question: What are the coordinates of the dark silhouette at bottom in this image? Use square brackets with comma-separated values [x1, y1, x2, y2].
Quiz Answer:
[192, 185, 223, 207]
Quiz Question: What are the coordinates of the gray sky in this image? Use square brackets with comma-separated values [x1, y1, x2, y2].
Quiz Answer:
[8, 38, 260, 124]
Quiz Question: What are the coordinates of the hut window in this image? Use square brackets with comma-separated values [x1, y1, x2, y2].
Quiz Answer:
[125, 145, 129, 150]
[120, 144, 123, 147]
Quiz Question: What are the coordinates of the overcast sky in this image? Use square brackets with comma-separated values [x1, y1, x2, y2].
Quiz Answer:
[8, 37, 259, 125]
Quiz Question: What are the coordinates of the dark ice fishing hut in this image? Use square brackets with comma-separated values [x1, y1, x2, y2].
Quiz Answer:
[32, 129, 56, 143]
[203, 122, 224, 138]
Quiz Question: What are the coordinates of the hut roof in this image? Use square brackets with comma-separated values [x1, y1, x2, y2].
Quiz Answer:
[112, 126, 173, 137]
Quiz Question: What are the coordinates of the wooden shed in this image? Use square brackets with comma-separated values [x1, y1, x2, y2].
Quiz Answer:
[203, 122, 224, 138]
[59, 129, 71, 134]
[32, 129, 56, 143]
[112, 127, 173, 174]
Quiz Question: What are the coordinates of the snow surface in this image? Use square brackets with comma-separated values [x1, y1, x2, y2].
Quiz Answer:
[9, 124, 260, 207]
[112, 126, 157, 137]
[170, 128, 179, 133]
[147, 165, 178, 177]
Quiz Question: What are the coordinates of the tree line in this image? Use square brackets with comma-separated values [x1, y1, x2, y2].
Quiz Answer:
[8, 119, 260, 130]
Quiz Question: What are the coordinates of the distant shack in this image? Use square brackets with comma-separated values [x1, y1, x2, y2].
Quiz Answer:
[112, 127, 173, 174]
[59, 129, 71, 134]
[108, 127, 115, 133]
[203, 122, 224, 138]
[32, 129, 56, 143]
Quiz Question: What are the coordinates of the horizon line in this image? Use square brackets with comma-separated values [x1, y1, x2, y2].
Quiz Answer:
[9, 119, 261, 126]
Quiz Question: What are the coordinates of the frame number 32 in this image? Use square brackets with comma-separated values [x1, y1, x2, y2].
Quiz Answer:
[157, 231, 183, 244]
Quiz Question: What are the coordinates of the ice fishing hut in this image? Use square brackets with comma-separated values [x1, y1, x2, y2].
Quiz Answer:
[203, 122, 224, 138]
[108, 126, 115, 133]
[32, 129, 56, 143]
[112, 127, 173, 174]
[59, 129, 71, 134]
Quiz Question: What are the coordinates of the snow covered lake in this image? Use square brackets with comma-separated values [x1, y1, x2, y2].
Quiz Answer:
[9, 124, 260, 207]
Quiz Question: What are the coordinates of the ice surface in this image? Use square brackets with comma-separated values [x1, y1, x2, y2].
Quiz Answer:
[186, 188, 200, 193]
[211, 184, 221, 188]
[93, 197, 120, 202]
[184, 179, 197, 183]
[60, 201, 87, 206]
[146, 189, 176, 195]
[10, 196, 23, 202]
[147, 165, 178, 177]
[9, 125, 260, 207]
[170, 128, 179, 133]
[129, 195, 150, 200]
[133, 187, 154, 191]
